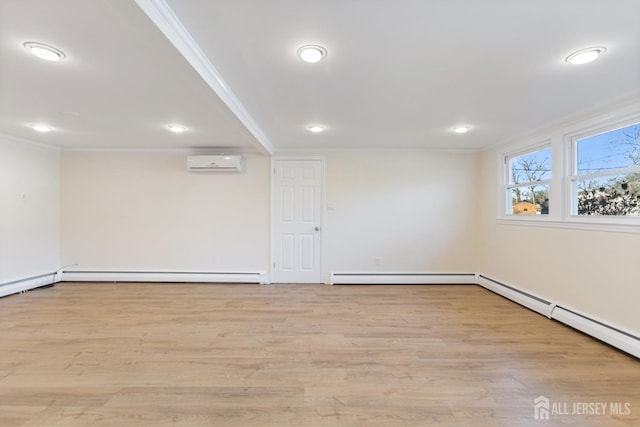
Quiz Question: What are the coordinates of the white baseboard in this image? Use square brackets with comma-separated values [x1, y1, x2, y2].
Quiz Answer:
[551, 306, 640, 359]
[0, 273, 58, 298]
[61, 270, 266, 284]
[330, 272, 476, 285]
[478, 274, 640, 359]
[477, 275, 554, 317]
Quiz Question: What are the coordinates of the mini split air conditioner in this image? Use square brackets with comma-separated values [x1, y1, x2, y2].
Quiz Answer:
[187, 155, 244, 172]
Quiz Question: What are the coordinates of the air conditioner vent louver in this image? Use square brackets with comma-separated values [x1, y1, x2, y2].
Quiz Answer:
[187, 155, 243, 172]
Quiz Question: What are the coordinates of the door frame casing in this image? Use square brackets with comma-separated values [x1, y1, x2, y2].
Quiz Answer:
[269, 157, 326, 284]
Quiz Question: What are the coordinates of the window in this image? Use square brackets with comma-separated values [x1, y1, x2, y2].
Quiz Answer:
[571, 122, 640, 216]
[505, 146, 552, 216]
[499, 105, 640, 231]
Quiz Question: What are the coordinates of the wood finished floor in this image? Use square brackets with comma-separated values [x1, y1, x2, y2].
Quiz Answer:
[0, 283, 638, 427]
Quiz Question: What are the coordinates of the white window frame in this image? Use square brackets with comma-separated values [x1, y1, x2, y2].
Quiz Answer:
[565, 117, 640, 227]
[499, 141, 554, 221]
[498, 101, 640, 233]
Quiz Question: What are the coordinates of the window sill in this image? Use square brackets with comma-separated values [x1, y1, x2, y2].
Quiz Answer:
[497, 216, 640, 234]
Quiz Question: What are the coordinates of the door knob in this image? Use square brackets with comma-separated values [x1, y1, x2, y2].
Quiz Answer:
[314, 226, 321, 231]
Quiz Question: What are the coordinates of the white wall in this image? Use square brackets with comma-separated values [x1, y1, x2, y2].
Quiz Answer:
[61, 150, 479, 278]
[61, 151, 270, 272]
[0, 135, 60, 283]
[477, 145, 640, 335]
[323, 151, 478, 273]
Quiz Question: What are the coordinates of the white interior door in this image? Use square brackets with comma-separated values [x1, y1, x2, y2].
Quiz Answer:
[272, 160, 323, 283]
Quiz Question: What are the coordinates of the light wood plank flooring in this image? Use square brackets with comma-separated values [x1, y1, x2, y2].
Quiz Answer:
[0, 283, 638, 426]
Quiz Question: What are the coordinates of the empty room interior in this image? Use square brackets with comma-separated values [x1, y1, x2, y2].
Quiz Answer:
[1, 0, 640, 425]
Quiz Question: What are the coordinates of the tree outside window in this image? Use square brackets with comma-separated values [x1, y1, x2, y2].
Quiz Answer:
[573, 123, 640, 216]
[506, 147, 551, 215]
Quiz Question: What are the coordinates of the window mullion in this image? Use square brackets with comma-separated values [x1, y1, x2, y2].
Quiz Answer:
[572, 166, 640, 181]
[506, 179, 552, 190]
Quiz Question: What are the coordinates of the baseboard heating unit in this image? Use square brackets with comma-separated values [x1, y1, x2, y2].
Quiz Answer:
[0, 272, 59, 298]
[330, 272, 476, 285]
[477, 275, 640, 359]
[61, 270, 266, 284]
[551, 306, 640, 359]
[477, 275, 554, 317]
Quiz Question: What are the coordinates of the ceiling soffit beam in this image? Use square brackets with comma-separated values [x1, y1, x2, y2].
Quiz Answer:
[134, 0, 274, 155]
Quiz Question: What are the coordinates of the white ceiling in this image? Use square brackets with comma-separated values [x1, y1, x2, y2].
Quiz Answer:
[0, 0, 262, 152]
[2, 0, 639, 153]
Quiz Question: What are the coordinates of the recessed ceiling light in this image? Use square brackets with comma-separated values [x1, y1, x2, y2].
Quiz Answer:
[29, 123, 53, 132]
[452, 125, 471, 134]
[23, 42, 66, 61]
[167, 124, 187, 133]
[297, 45, 327, 63]
[565, 46, 606, 65]
[308, 124, 326, 133]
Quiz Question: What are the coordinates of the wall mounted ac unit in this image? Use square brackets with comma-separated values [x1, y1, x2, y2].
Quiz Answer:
[187, 155, 244, 172]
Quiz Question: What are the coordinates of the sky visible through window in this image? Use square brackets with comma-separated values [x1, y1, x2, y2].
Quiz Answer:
[577, 123, 640, 174]
[575, 123, 640, 216]
[510, 148, 551, 185]
[511, 123, 640, 184]
[508, 122, 640, 216]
